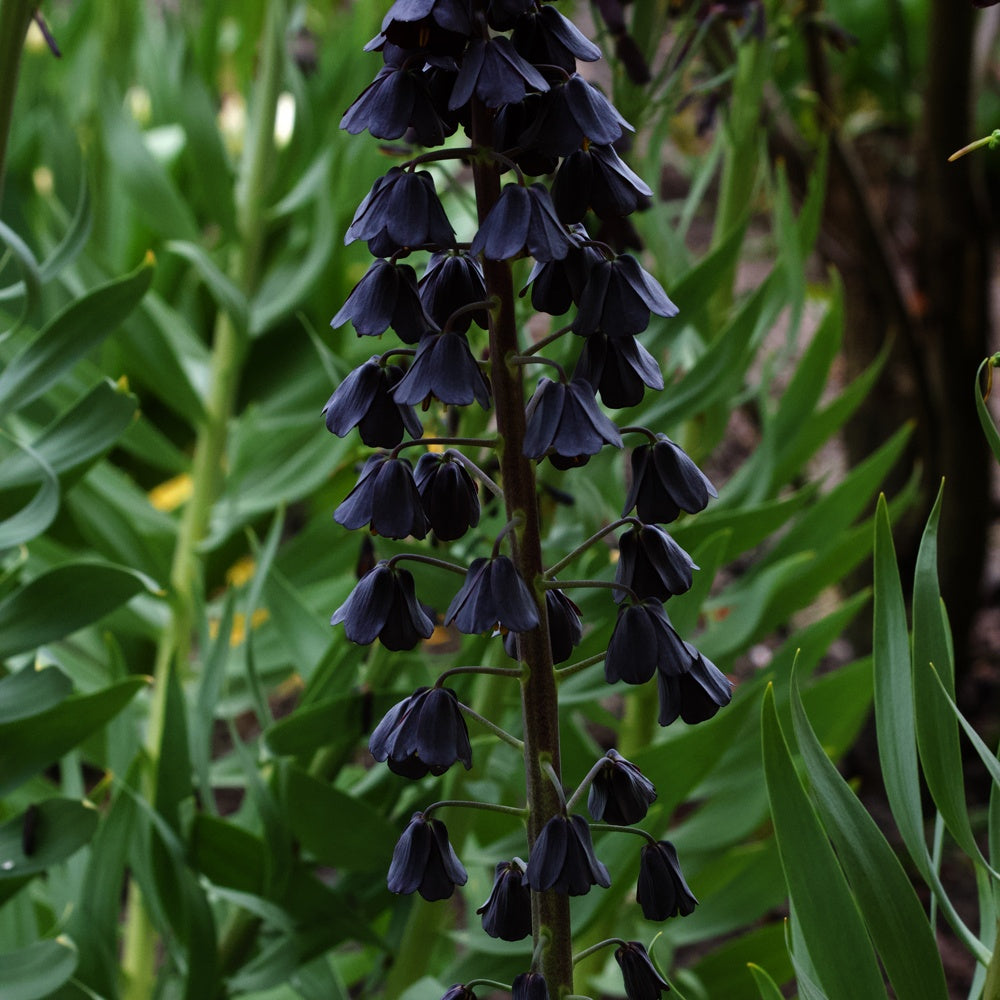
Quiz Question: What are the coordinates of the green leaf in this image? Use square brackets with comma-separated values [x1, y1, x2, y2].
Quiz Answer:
[790, 666, 949, 1000]
[166, 239, 249, 336]
[190, 814, 266, 895]
[0, 435, 58, 548]
[0, 666, 72, 723]
[0, 678, 147, 795]
[0, 561, 160, 660]
[0, 798, 100, 879]
[975, 358, 1000, 463]
[0, 219, 42, 337]
[747, 963, 786, 1000]
[0, 938, 78, 1000]
[262, 565, 334, 681]
[761, 684, 885, 1000]
[0, 257, 154, 421]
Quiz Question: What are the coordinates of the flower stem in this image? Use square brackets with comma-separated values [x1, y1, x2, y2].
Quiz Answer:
[572, 938, 628, 965]
[458, 703, 525, 751]
[555, 650, 607, 680]
[544, 517, 639, 578]
[422, 799, 527, 820]
[0, 0, 36, 208]
[564, 757, 609, 814]
[590, 821, 658, 845]
[437, 664, 524, 684]
[523, 322, 573, 356]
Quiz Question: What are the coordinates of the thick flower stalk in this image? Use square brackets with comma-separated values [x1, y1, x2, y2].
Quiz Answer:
[324, 2, 733, 996]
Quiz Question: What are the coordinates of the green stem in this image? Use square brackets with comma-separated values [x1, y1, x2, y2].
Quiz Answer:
[555, 650, 607, 681]
[544, 518, 638, 578]
[121, 4, 287, 997]
[0, 0, 36, 209]
[458, 703, 525, 751]
[983, 922, 1000, 1000]
[422, 799, 527, 820]
[572, 938, 628, 966]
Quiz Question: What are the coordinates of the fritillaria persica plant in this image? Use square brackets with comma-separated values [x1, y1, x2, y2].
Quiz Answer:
[324, 2, 732, 996]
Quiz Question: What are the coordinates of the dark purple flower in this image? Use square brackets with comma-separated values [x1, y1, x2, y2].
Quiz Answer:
[493, 98, 559, 177]
[387, 812, 468, 901]
[623, 435, 717, 524]
[637, 839, 698, 920]
[445, 555, 540, 635]
[470, 183, 577, 262]
[369, 686, 472, 777]
[511, 4, 601, 71]
[519, 74, 632, 157]
[346, 168, 455, 251]
[587, 749, 657, 825]
[605, 600, 695, 685]
[419, 252, 488, 332]
[449, 36, 549, 111]
[512, 972, 550, 1000]
[414, 450, 481, 541]
[330, 561, 434, 651]
[573, 254, 678, 338]
[573, 332, 664, 409]
[521, 235, 601, 315]
[615, 941, 670, 1000]
[392, 330, 492, 409]
[323, 357, 422, 448]
[614, 524, 696, 602]
[331, 258, 437, 343]
[381, 0, 473, 35]
[477, 858, 532, 940]
[487, 0, 534, 30]
[440, 987, 476, 1000]
[523, 378, 622, 463]
[523, 813, 611, 896]
[504, 587, 582, 664]
[552, 144, 652, 223]
[334, 453, 428, 539]
[657, 642, 733, 726]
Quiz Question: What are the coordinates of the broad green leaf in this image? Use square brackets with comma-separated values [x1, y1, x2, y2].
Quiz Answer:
[975, 358, 1000, 463]
[166, 239, 249, 336]
[262, 565, 334, 680]
[0, 798, 100, 879]
[190, 814, 266, 895]
[0, 257, 154, 420]
[747, 963, 786, 1000]
[761, 684, 885, 1000]
[0, 678, 147, 795]
[265, 690, 383, 760]
[0, 666, 72, 723]
[0, 561, 160, 660]
[791, 666, 949, 1000]
[0, 436, 58, 548]
[689, 924, 790, 1000]
[0, 937, 78, 1000]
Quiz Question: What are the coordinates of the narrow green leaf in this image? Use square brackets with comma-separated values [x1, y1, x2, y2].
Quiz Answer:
[747, 963, 785, 1000]
[0, 938, 78, 1000]
[930, 666, 1000, 791]
[761, 684, 885, 1000]
[0, 665, 72, 723]
[262, 565, 333, 680]
[0, 219, 42, 336]
[166, 239, 249, 336]
[0, 435, 58, 548]
[0, 798, 100, 879]
[0, 561, 160, 660]
[791, 665, 949, 1000]
[0, 678, 147, 795]
[0, 258, 154, 420]
[975, 358, 1000, 463]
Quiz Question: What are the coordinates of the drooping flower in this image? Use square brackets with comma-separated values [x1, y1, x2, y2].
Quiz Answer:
[522, 813, 611, 896]
[503, 586, 582, 664]
[573, 332, 664, 409]
[387, 812, 468, 901]
[523, 377, 622, 464]
[449, 36, 549, 111]
[604, 600, 695, 685]
[636, 839, 698, 921]
[614, 523, 696, 603]
[381, 0, 473, 36]
[623, 435, 717, 525]
[440, 987, 477, 1000]
[615, 941, 670, 1000]
[522, 236, 601, 315]
[656, 642, 733, 727]
[510, 4, 601, 71]
[471, 183, 578, 262]
[419, 251, 488, 332]
[346, 168, 455, 251]
[552, 143, 652, 223]
[323, 357, 422, 448]
[333, 453, 428, 539]
[369, 686, 472, 778]
[445, 555, 540, 635]
[587, 749, 657, 825]
[511, 972, 550, 1000]
[573, 253, 678, 338]
[331, 258, 438, 343]
[392, 330, 492, 409]
[477, 858, 532, 941]
[414, 450, 481, 541]
[330, 560, 434, 651]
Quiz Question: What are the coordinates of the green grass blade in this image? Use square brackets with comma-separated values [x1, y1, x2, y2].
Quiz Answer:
[975, 358, 1000, 463]
[0, 434, 58, 548]
[747, 963, 786, 1000]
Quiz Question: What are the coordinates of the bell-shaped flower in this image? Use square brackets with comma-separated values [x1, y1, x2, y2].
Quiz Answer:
[487, 0, 534, 31]
[334, 453, 428, 539]
[572, 254, 678, 338]
[614, 523, 696, 602]
[440, 987, 476, 1000]
[523, 377, 622, 464]
[511, 4, 601, 71]
[605, 600, 695, 685]
[657, 642, 733, 727]
[419, 251, 488, 332]
[503, 586, 582, 664]
[387, 812, 468, 901]
[449, 36, 548, 112]
[552, 144, 652, 223]
[587, 749, 657, 825]
[445, 555, 540, 635]
[471, 183, 577, 262]
[346, 167, 455, 251]
[331, 258, 438, 343]
[573, 332, 664, 409]
[382, 0, 472, 36]
[369, 686, 472, 778]
[615, 941, 670, 1000]
[323, 357, 422, 448]
[623, 434, 717, 525]
[340, 64, 452, 146]
[636, 839, 698, 921]
[523, 813, 611, 896]
[393, 330, 492, 409]
[477, 858, 532, 941]
[414, 450, 481, 541]
[492, 97, 559, 177]
[331, 560, 434, 651]
[511, 972, 550, 1000]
